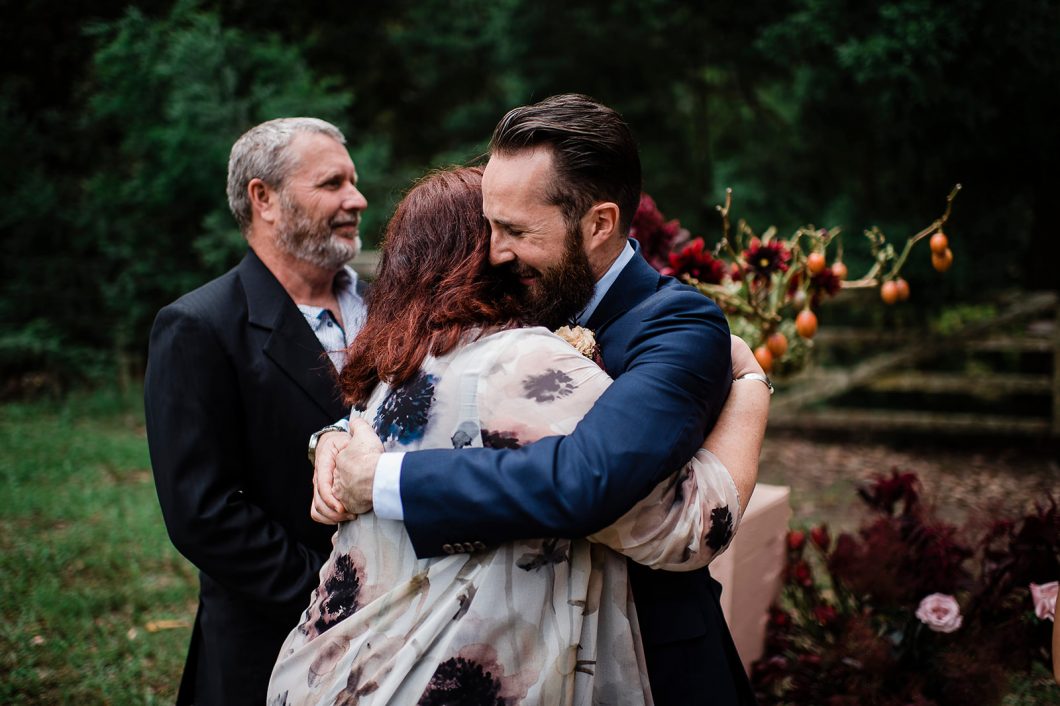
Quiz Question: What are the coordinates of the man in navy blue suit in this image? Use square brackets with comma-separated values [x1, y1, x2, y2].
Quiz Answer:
[314, 94, 768, 704]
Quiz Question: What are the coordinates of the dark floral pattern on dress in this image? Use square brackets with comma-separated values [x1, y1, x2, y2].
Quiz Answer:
[417, 657, 506, 705]
[314, 553, 362, 635]
[450, 421, 479, 449]
[522, 368, 575, 403]
[516, 538, 570, 571]
[374, 371, 437, 444]
[481, 429, 521, 449]
[705, 505, 735, 551]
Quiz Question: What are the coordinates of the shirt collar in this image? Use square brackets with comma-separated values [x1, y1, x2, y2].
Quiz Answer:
[295, 265, 365, 337]
[576, 240, 635, 326]
[334, 266, 365, 333]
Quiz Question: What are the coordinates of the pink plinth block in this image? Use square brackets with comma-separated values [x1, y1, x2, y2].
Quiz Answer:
[711, 483, 792, 673]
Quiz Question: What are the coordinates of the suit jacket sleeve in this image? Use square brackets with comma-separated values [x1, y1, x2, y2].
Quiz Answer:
[400, 289, 731, 557]
[144, 303, 325, 612]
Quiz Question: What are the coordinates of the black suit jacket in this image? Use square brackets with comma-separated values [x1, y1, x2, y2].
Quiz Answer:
[144, 250, 350, 705]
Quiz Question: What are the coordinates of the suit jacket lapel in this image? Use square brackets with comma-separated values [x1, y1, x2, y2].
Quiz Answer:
[238, 250, 347, 419]
[585, 240, 661, 334]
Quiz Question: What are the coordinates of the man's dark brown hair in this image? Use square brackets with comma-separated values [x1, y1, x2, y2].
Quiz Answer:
[489, 93, 642, 234]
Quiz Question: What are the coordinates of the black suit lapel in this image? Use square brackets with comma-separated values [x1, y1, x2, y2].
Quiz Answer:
[237, 250, 347, 419]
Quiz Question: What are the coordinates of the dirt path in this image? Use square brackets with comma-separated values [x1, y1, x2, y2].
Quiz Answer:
[757, 431, 1059, 532]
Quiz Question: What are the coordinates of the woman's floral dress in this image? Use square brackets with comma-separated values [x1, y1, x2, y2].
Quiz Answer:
[268, 327, 741, 705]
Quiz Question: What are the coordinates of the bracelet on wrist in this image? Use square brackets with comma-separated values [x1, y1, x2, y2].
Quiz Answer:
[734, 372, 774, 395]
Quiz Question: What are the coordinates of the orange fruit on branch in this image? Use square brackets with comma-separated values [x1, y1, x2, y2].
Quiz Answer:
[795, 309, 818, 339]
[930, 231, 949, 255]
[932, 248, 953, 272]
[894, 277, 910, 301]
[806, 252, 826, 275]
[754, 345, 774, 373]
[831, 261, 848, 280]
[881, 280, 899, 305]
[766, 332, 789, 358]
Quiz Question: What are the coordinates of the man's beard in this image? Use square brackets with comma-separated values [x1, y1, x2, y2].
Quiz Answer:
[507, 224, 596, 330]
[275, 190, 361, 270]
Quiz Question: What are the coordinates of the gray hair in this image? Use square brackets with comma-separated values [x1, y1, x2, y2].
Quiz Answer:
[226, 117, 346, 233]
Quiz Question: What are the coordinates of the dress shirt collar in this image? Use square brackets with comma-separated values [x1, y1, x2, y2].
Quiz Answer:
[576, 240, 636, 326]
[295, 265, 366, 371]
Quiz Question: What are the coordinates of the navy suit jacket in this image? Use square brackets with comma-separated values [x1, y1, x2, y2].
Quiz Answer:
[145, 250, 352, 705]
[400, 243, 733, 649]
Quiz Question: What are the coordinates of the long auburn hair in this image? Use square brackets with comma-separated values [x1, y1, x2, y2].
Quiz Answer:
[339, 167, 522, 407]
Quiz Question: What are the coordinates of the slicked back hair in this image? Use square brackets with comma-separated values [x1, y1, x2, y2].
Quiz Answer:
[488, 94, 641, 235]
[227, 117, 346, 234]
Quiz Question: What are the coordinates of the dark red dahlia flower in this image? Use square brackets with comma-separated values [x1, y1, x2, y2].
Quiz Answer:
[662, 238, 726, 284]
[742, 238, 791, 280]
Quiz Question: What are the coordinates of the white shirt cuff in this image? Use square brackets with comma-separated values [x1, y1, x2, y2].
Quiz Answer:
[333, 417, 351, 433]
[372, 452, 406, 520]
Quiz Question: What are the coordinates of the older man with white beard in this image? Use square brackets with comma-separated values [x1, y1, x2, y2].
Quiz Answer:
[144, 117, 368, 706]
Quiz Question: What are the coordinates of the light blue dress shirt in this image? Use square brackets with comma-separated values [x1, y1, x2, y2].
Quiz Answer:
[295, 266, 366, 372]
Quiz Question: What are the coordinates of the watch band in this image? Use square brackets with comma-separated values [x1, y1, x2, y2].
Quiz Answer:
[734, 372, 774, 395]
[307, 424, 348, 464]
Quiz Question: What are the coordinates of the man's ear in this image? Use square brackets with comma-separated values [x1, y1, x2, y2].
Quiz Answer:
[583, 201, 620, 253]
[248, 178, 280, 225]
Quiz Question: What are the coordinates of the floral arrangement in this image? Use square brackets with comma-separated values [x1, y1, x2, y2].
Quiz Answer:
[629, 187, 961, 374]
[751, 471, 1060, 705]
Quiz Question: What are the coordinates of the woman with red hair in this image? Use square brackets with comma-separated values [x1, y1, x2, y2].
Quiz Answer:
[269, 167, 749, 705]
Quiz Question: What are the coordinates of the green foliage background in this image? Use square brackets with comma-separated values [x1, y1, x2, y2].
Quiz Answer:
[3, 0, 1058, 386]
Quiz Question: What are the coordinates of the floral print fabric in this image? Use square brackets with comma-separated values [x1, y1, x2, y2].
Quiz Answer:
[268, 327, 741, 705]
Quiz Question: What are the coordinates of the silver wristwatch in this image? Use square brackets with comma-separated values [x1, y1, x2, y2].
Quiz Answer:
[307, 424, 348, 464]
[734, 372, 774, 395]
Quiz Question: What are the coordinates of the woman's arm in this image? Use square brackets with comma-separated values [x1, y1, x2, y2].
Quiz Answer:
[704, 334, 770, 514]
[588, 341, 769, 571]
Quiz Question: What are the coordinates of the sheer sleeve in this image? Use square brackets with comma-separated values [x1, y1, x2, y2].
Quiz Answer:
[475, 328, 740, 571]
[587, 448, 741, 571]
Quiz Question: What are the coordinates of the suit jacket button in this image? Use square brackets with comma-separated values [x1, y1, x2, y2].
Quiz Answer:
[442, 543, 454, 554]
[461, 542, 473, 553]
[473, 541, 486, 551]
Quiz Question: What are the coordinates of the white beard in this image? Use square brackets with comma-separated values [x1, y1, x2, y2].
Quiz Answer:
[275, 191, 361, 269]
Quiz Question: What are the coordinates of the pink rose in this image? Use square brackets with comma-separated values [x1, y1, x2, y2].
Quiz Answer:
[915, 593, 963, 633]
[1029, 581, 1058, 621]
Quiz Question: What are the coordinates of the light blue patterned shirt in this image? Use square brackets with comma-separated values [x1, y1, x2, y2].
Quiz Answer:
[295, 266, 366, 372]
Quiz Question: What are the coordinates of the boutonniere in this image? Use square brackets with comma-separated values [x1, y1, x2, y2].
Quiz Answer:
[554, 325, 604, 370]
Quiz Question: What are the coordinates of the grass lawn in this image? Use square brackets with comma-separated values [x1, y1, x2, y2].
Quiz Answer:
[0, 386, 196, 704]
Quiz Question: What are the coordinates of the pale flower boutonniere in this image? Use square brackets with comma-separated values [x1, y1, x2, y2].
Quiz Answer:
[554, 325, 604, 370]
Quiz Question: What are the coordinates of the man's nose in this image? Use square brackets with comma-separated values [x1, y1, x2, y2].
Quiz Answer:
[489, 230, 515, 266]
[342, 184, 368, 211]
